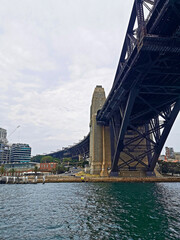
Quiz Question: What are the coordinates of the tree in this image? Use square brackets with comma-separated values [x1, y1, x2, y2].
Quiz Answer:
[81, 160, 89, 168]
[31, 155, 43, 163]
[51, 167, 57, 174]
[34, 165, 39, 175]
[63, 157, 72, 163]
[0, 165, 5, 176]
[9, 168, 15, 176]
[54, 158, 61, 163]
[161, 162, 169, 174]
[55, 164, 69, 174]
[41, 156, 54, 163]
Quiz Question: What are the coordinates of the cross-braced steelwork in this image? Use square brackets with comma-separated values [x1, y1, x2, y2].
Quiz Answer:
[48, 0, 180, 176]
[97, 0, 180, 175]
[48, 134, 89, 160]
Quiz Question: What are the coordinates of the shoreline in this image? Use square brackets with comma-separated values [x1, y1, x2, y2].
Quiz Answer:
[35, 176, 180, 183]
[1, 175, 180, 184]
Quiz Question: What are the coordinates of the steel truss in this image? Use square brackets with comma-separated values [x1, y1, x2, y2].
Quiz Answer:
[48, 134, 90, 160]
[112, 0, 180, 91]
[47, 0, 180, 168]
[114, 0, 157, 85]
[95, 0, 180, 176]
[110, 98, 180, 175]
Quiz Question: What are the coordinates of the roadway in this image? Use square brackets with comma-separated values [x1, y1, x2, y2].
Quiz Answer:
[58, 167, 82, 176]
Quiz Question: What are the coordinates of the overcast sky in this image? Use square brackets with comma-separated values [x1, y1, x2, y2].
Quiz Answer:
[1, 0, 180, 156]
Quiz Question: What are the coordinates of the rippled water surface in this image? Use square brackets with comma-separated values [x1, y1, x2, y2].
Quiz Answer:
[0, 183, 180, 240]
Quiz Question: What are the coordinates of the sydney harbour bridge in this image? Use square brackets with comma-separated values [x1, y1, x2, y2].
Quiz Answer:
[49, 0, 180, 177]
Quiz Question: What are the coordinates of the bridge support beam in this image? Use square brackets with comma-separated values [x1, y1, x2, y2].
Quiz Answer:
[110, 88, 138, 176]
[89, 86, 111, 175]
[148, 99, 180, 172]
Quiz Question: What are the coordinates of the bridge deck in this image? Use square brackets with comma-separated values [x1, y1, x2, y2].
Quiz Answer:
[96, 0, 180, 174]
[97, 0, 180, 124]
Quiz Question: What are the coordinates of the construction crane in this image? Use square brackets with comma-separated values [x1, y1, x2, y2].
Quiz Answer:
[8, 125, 20, 138]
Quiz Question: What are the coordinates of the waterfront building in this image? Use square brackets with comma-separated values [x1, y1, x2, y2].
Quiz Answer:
[4, 162, 36, 171]
[160, 147, 180, 163]
[0, 144, 11, 164]
[0, 128, 10, 164]
[165, 147, 175, 159]
[40, 162, 57, 172]
[10, 143, 31, 163]
[0, 128, 8, 144]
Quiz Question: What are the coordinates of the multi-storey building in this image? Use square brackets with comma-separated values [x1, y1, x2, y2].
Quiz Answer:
[0, 128, 8, 144]
[165, 147, 175, 159]
[10, 143, 31, 163]
[0, 128, 10, 163]
[0, 143, 11, 164]
[0, 127, 32, 165]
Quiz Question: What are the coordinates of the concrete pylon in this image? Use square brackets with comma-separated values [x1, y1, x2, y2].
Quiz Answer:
[100, 125, 111, 176]
[89, 86, 111, 176]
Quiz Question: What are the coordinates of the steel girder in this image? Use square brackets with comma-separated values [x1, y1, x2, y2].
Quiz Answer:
[104, 39, 180, 174]
[114, 0, 157, 85]
[47, 0, 180, 173]
[97, 0, 180, 123]
[98, 0, 180, 175]
[110, 88, 139, 174]
[48, 134, 90, 160]
[110, 98, 180, 174]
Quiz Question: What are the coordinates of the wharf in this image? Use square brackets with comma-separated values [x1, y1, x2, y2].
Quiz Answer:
[1, 175, 180, 184]
[41, 176, 180, 183]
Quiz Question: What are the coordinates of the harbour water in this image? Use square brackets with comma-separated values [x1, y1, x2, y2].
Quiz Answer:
[0, 183, 180, 240]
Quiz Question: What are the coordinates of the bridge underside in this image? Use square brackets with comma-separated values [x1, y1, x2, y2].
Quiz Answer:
[48, 0, 180, 177]
[108, 36, 180, 175]
[48, 134, 89, 161]
[97, 0, 180, 176]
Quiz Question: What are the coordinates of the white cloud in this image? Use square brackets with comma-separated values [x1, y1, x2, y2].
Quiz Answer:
[1, 0, 178, 156]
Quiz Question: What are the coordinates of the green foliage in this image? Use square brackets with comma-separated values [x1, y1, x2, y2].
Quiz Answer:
[34, 165, 39, 175]
[161, 162, 169, 173]
[63, 157, 72, 163]
[55, 164, 66, 174]
[0, 165, 5, 175]
[41, 156, 54, 163]
[31, 154, 88, 170]
[81, 160, 89, 168]
[51, 167, 57, 174]
[32, 155, 62, 164]
[54, 158, 61, 163]
[9, 168, 15, 176]
[31, 155, 43, 163]
[61, 157, 88, 168]
[159, 161, 180, 174]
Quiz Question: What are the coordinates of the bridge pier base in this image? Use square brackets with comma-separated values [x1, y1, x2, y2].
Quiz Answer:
[146, 171, 156, 177]
[109, 171, 119, 177]
[90, 113, 103, 175]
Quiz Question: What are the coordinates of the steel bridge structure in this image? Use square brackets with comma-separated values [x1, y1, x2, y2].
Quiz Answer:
[48, 0, 180, 176]
[97, 0, 180, 175]
[48, 134, 89, 160]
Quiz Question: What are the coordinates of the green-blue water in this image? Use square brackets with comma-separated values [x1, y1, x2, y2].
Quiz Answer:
[0, 183, 180, 240]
